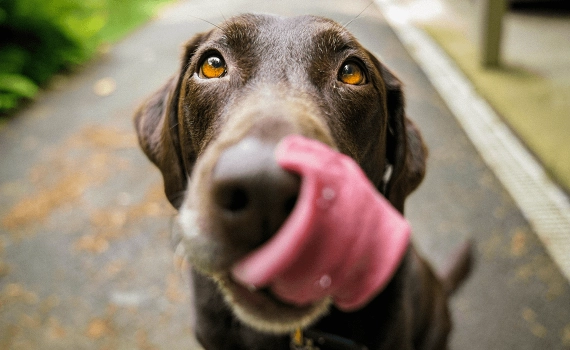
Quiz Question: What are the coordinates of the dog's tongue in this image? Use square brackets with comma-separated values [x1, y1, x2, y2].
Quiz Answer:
[231, 135, 410, 311]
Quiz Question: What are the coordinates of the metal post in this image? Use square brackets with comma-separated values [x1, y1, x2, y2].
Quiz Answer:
[481, 0, 507, 67]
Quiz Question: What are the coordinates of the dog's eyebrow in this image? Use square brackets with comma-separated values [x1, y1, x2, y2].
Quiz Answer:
[312, 28, 357, 56]
[217, 17, 259, 48]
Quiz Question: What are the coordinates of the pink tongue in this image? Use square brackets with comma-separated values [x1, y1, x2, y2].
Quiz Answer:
[231, 135, 410, 311]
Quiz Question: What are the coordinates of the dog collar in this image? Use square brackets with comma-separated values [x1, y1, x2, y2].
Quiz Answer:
[290, 328, 368, 350]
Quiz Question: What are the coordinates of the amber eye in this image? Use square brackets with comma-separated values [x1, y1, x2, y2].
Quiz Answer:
[338, 62, 366, 85]
[200, 55, 226, 79]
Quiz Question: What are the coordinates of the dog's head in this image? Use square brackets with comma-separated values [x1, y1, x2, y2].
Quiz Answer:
[135, 14, 427, 333]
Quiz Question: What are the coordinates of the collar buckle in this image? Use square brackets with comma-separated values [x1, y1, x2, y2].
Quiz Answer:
[290, 329, 320, 350]
[290, 328, 369, 350]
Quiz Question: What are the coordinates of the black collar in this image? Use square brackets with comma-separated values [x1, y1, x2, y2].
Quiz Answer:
[291, 329, 368, 350]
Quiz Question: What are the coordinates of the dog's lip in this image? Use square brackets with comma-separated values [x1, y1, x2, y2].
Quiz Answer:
[211, 272, 332, 334]
[226, 275, 313, 310]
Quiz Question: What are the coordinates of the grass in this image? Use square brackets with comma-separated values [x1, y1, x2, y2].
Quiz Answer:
[423, 24, 570, 193]
[0, 0, 176, 117]
[98, 0, 175, 44]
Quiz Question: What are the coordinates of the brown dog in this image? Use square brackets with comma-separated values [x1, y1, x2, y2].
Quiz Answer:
[135, 14, 471, 350]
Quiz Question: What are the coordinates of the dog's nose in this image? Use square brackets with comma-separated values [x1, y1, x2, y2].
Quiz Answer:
[211, 137, 300, 250]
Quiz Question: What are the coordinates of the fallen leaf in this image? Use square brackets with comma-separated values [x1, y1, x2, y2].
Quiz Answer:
[73, 234, 109, 254]
[48, 317, 66, 339]
[531, 323, 548, 338]
[76, 126, 137, 149]
[510, 229, 527, 257]
[136, 329, 158, 350]
[86, 318, 111, 339]
[105, 260, 126, 277]
[2, 173, 90, 230]
[2, 283, 38, 304]
[562, 323, 570, 346]
[39, 295, 60, 315]
[522, 307, 536, 322]
[0, 261, 10, 277]
[522, 307, 548, 339]
[93, 77, 116, 97]
[19, 313, 41, 328]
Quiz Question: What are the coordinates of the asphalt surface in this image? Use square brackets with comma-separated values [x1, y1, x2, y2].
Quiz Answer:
[1, 0, 569, 349]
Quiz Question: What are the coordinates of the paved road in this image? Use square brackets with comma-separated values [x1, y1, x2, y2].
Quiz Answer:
[1, 0, 569, 349]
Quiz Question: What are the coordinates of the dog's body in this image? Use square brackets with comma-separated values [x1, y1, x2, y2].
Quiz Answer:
[135, 14, 471, 349]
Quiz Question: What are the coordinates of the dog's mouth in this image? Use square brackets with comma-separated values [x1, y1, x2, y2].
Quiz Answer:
[212, 273, 331, 334]
[175, 207, 331, 334]
[177, 130, 338, 333]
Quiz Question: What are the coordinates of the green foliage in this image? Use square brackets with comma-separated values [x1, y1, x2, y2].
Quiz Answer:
[0, 0, 173, 115]
[0, 0, 105, 114]
[99, 0, 166, 44]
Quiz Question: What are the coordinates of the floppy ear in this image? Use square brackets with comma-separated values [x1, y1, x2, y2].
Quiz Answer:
[134, 33, 206, 208]
[376, 59, 428, 214]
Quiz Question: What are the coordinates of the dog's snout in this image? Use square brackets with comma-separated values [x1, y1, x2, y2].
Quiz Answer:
[211, 137, 300, 249]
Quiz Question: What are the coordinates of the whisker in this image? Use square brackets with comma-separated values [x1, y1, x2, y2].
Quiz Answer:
[343, 1, 374, 28]
[218, 9, 228, 25]
[188, 14, 223, 31]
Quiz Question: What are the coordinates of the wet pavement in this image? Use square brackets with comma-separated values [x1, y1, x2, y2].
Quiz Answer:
[1, 0, 569, 349]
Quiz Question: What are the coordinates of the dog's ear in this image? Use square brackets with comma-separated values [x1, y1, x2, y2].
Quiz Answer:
[134, 33, 206, 208]
[372, 55, 428, 213]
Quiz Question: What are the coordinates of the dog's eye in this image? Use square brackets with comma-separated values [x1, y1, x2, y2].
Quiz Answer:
[338, 62, 366, 85]
[200, 55, 227, 79]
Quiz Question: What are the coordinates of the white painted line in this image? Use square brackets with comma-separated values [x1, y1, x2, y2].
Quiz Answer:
[375, 0, 570, 280]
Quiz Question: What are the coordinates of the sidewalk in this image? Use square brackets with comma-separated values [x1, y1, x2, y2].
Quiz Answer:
[1, 0, 569, 349]
[376, 0, 570, 300]
[390, 0, 570, 191]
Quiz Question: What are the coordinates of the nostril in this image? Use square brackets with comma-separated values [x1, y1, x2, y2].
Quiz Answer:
[210, 137, 301, 249]
[284, 195, 298, 215]
[216, 185, 250, 212]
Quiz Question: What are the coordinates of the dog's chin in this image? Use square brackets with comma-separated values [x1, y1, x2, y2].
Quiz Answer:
[211, 273, 331, 334]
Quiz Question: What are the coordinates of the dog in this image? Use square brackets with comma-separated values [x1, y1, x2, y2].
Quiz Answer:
[134, 14, 472, 350]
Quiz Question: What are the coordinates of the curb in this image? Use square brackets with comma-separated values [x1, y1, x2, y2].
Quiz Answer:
[375, 0, 570, 281]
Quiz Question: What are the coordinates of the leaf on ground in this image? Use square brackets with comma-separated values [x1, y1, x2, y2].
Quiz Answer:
[93, 77, 116, 96]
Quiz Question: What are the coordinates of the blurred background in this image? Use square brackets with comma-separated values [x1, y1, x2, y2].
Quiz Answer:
[1, 0, 569, 349]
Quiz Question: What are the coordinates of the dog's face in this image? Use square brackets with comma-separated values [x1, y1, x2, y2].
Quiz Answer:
[135, 14, 426, 334]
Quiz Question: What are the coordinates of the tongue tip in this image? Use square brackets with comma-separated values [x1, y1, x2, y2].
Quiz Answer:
[230, 260, 269, 287]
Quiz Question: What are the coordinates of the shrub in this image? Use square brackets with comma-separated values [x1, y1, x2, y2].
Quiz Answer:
[0, 0, 173, 115]
[0, 0, 106, 114]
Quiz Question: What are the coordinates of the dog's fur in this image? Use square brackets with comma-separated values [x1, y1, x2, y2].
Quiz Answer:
[135, 14, 471, 350]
